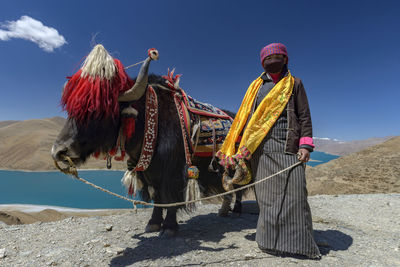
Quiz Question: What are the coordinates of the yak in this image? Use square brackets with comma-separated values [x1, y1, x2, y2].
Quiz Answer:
[51, 46, 243, 237]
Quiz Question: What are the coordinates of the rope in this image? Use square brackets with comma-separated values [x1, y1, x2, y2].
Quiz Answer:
[54, 157, 303, 208]
[124, 60, 146, 70]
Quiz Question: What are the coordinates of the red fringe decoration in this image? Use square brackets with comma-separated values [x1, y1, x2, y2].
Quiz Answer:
[61, 59, 134, 124]
[114, 151, 125, 161]
[123, 117, 136, 140]
[93, 151, 101, 158]
[128, 182, 134, 197]
[108, 147, 117, 156]
[162, 68, 182, 89]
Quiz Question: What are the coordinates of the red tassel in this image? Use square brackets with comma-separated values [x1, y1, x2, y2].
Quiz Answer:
[61, 59, 134, 124]
[128, 181, 134, 197]
[109, 147, 117, 156]
[114, 151, 125, 161]
[162, 68, 182, 89]
[123, 117, 136, 140]
[93, 151, 100, 158]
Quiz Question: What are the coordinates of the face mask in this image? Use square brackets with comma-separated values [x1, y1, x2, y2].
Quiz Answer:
[263, 57, 285, 74]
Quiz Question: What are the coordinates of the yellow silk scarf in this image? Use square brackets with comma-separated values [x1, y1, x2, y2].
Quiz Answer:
[216, 71, 294, 167]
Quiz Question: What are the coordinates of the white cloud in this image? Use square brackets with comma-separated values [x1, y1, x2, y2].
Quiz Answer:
[0, 15, 67, 52]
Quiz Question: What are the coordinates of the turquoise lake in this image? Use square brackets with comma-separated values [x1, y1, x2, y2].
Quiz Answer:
[0, 152, 338, 209]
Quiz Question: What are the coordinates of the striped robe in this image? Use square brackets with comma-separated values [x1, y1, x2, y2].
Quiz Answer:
[250, 107, 320, 258]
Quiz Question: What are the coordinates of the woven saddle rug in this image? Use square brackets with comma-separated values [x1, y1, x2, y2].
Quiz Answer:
[180, 91, 233, 157]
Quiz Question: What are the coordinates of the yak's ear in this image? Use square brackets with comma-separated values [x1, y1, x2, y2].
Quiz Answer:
[121, 106, 138, 118]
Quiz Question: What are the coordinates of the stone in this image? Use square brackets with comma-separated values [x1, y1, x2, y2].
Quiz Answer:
[244, 254, 254, 260]
[105, 225, 113, 231]
[0, 248, 6, 259]
[115, 247, 125, 255]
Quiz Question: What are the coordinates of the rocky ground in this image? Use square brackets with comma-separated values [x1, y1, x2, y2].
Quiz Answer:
[0, 194, 399, 267]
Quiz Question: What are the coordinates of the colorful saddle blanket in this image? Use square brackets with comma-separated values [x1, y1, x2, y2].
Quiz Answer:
[185, 95, 232, 119]
[180, 91, 233, 157]
[194, 116, 232, 157]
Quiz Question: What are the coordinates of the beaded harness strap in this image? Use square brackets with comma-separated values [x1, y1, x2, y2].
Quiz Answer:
[173, 92, 193, 166]
[132, 85, 158, 171]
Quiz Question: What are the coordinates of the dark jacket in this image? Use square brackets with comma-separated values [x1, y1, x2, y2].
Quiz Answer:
[250, 72, 314, 154]
[285, 76, 314, 154]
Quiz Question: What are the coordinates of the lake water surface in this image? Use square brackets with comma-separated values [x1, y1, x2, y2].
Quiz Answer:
[0, 152, 339, 209]
[0, 170, 134, 209]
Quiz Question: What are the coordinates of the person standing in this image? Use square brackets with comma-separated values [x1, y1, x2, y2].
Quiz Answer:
[217, 43, 320, 259]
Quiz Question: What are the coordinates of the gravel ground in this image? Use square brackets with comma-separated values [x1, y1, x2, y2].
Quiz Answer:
[0, 194, 399, 267]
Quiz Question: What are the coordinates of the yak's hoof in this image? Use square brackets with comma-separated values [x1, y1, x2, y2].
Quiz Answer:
[218, 208, 230, 217]
[218, 204, 231, 217]
[145, 224, 161, 232]
[159, 228, 177, 238]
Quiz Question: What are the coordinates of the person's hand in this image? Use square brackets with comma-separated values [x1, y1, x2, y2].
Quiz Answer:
[297, 148, 310, 163]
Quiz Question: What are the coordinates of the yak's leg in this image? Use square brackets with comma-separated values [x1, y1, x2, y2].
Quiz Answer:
[145, 207, 163, 232]
[218, 194, 232, 217]
[145, 204, 163, 232]
[232, 189, 243, 216]
[159, 207, 178, 238]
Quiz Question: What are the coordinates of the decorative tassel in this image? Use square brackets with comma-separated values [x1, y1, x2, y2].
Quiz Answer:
[93, 151, 101, 158]
[232, 159, 252, 185]
[162, 68, 182, 90]
[121, 105, 138, 140]
[121, 170, 143, 197]
[187, 165, 199, 179]
[109, 148, 117, 156]
[114, 150, 125, 161]
[185, 165, 201, 212]
[123, 117, 136, 140]
[61, 44, 134, 124]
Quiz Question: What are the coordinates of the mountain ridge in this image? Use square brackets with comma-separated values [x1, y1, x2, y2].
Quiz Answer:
[307, 136, 400, 195]
[0, 117, 126, 171]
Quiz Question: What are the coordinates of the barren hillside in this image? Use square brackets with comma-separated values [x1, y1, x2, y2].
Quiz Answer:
[313, 136, 392, 156]
[0, 117, 126, 171]
[307, 136, 400, 195]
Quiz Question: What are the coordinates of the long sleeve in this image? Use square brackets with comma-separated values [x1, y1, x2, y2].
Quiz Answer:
[295, 80, 314, 149]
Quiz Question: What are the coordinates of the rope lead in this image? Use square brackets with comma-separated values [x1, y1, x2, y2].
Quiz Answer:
[54, 156, 303, 209]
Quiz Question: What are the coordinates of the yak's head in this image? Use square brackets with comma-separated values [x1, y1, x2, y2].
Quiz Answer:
[51, 45, 157, 167]
[51, 116, 121, 166]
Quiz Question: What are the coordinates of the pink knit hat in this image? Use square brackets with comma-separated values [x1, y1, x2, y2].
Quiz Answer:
[260, 43, 288, 65]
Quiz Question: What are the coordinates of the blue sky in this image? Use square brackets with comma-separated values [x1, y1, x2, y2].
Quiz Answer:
[0, 0, 399, 141]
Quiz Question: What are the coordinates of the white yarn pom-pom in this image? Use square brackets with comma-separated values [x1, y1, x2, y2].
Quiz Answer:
[81, 44, 116, 80]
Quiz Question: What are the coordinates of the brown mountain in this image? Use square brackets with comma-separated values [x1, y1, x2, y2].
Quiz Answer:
[0, 117, 126, 171]
[0, 120, 19, 128]
[307, 136, 400, 195]
[313, 136, 393, 156]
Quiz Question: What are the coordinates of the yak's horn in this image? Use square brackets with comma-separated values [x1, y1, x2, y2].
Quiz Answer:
[118, 49, 158, 102]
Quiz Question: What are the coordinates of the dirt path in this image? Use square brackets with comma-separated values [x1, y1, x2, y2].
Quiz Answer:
[0, 194, 399, 266]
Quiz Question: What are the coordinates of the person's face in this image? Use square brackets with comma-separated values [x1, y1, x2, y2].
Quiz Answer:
[263, 54, 287, 74]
